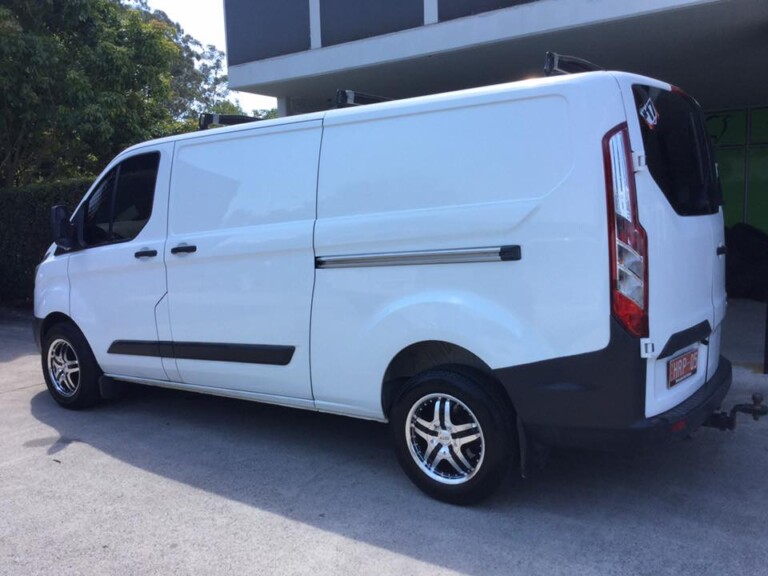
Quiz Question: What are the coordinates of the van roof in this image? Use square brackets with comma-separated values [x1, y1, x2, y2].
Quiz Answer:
[122, 71, 664, 155]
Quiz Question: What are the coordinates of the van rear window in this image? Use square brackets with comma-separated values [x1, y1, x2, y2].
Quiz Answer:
[632, 85, 720, 216]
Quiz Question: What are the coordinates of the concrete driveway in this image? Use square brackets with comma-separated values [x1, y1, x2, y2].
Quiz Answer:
[1, 303, 767, 575]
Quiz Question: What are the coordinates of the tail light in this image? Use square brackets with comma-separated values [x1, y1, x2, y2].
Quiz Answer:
[603, 124, 648, 337]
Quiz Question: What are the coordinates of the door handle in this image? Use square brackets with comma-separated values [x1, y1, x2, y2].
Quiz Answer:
[717, 245, 727, 256]
[134, 249, 158, 258]
[171, 244, 197, 255]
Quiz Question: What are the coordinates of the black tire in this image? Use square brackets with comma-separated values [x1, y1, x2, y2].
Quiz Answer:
[390, 366, 515, 504]
[41, 322, 102, 409]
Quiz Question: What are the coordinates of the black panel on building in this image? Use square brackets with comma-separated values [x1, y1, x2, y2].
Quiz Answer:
[438, 0, 540, 22]
[321, 0, 423, 47]
[225, 0, 310, 65]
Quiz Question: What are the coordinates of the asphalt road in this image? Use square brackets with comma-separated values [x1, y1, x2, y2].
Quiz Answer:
[1, 303, 767, 576]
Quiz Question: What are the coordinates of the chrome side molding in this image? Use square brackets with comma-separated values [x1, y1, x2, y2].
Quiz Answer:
[315, 245, 521, 269]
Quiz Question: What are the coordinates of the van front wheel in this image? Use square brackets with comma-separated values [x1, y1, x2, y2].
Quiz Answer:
[391, 368, 514, 504]
[41, 323, 102, 409]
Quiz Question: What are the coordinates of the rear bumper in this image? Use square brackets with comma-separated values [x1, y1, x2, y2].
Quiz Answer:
[525, 356, 732, 451]
[492, 317, 732, 450]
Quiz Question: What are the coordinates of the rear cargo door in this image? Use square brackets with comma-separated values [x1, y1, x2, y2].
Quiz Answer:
[617, 76, 723, 417]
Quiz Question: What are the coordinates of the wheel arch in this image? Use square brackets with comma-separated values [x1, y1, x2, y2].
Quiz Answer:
[38, 312, 93, 355]
[381, 340, 512, 418]
[41, 312, 79, 340]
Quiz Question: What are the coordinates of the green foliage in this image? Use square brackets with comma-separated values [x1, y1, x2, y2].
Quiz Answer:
[254, 108, 279, 120]
[148, 8, 232, 121]
[0, 0, 240, 187]
[0, 1, 272, 303]
[0, 178, 93, 303]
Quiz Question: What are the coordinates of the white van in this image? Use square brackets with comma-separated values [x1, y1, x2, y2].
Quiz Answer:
[35, 71, 731, 503]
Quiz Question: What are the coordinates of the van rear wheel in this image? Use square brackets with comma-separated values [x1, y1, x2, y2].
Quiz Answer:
[391, 367, 515, 504]
[41, 323, 102, 409]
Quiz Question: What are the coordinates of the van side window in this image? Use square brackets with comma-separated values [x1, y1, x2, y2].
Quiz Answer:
[80, 152, 160, 246]
[83, 170, 117, 245]
[111, 153, 160, 241]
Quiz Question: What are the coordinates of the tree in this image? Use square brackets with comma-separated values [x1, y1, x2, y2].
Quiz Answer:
[147, 9, 231, 122]
[0, 0, 244, 187]
[253, 108, 278, 120]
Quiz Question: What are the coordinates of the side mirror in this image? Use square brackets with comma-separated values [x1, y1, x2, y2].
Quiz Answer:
[51, 205, 76, 251]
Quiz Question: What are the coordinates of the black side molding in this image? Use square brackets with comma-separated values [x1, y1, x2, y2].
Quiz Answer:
[108, 340, 173, 358]
[657, 320, 712, 359]
[108, 340, 295, 366]
[173, 342, 294, 365]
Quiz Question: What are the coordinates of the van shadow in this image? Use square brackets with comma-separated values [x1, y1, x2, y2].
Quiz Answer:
[29, 385, 763, 576]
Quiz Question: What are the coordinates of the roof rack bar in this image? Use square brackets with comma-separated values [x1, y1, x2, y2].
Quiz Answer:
[336, 89, 392, 108]
[543, 52, 604, 77]
[199, 113, 260, 130]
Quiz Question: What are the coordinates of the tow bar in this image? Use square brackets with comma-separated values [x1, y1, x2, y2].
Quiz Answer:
[704, 393, 768, 431]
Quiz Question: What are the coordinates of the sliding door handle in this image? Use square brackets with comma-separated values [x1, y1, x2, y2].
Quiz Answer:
[171, 244, 197, 255]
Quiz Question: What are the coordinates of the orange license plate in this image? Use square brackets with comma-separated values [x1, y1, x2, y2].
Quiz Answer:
[667, 349, 699, 388]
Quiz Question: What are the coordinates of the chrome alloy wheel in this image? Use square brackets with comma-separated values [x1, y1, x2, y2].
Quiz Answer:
[47, 338, 81, 398]
[406, 393, 485, 485]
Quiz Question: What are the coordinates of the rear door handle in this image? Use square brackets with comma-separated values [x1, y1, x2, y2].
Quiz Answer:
[717, 245, 727, 256]
[171, 244, 197, 255]
[134, 249, 158, 259]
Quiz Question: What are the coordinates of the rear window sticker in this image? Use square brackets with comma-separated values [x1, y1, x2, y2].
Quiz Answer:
[639, 98, 659, 130]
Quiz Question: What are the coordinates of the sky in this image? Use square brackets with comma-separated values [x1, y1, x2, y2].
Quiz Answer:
[145, 0, 277, 112]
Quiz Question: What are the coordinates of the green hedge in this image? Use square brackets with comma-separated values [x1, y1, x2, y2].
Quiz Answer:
[0, 178, 93, 304]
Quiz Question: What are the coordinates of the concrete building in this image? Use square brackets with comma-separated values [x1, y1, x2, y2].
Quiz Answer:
[224, 0, 768, 231]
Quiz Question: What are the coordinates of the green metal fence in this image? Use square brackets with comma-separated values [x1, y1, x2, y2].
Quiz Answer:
[706, 108, 768, 232]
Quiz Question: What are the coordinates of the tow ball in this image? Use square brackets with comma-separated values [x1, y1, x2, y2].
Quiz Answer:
[704, 393, 768, 431]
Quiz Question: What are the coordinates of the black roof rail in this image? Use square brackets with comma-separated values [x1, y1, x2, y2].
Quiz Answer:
[543, 52, 604, 77]
[336, 89, 392, 108]
[199, 113, 260, 130]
